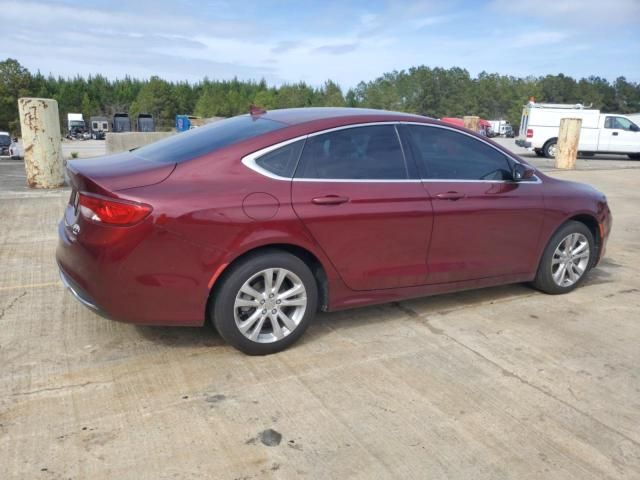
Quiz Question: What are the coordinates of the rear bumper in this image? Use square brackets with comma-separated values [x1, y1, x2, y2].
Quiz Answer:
[58, 264, 112, 319]
[515, 139, 532, 148]
[56, 218, 213, 326]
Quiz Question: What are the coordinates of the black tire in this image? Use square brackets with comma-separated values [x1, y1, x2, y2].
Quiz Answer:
[211, 250, 318, 355]
[534, 149, 545, 157]
[543, 139, 557, 159]
[532, 221, 595, 295]
[628, 154, 640, 160]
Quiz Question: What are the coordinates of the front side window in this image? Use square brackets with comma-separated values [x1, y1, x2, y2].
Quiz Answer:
[401, 125, 513, 181]
[605, 116, 633, 130]
[295, 125, 408, 180]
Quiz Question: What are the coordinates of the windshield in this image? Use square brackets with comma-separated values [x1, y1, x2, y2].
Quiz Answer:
[134, 114, 287, 164]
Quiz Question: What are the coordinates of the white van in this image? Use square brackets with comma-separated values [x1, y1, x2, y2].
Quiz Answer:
[515, 101, 640, 160]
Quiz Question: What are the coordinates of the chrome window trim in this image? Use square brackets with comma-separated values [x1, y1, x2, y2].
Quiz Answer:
[398, 121, 542, 184]
[241, 120, 542, 184]
[241, 135, 305, 181]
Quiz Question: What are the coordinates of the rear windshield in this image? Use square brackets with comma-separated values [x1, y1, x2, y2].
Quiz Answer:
[134, 115, 286, 164]
[0, 135, 10, 146]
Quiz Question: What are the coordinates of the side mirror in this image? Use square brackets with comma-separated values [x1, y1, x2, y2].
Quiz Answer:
[512, 162, 536, 181]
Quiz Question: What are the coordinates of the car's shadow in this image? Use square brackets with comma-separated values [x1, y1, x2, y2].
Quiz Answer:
[135, 323, 224, 348]
[134, 258, 621, 348]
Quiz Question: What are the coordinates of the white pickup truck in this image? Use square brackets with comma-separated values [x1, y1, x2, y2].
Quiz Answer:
[515, 101, 640, 160]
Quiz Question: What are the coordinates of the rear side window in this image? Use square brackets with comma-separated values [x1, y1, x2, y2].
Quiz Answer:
[134, 115, 286, 164]
[401, 125, 512, 181]
[255, 140, 304, 178]
[295, 125, 408, 180]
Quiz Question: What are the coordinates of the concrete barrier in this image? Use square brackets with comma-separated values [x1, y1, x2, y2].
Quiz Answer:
[106, 132, 175, 154]
[463, 115, 480, 132]
[18, 98, 65, 188]
[555, 118, 582, 169]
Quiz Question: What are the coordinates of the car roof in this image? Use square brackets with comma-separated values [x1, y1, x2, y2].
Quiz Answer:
[259, 107, 433, 126]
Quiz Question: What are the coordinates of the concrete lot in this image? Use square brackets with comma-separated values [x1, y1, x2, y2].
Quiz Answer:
[1, 147, 640, 479]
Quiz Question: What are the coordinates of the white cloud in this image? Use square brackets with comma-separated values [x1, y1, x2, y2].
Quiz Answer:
[512, 31, 570, 48]
[491, 0, 640, 27]
[0, 0, 637, 87]
[411, 15, 455, 29]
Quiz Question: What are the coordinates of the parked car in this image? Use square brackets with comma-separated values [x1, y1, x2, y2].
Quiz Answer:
[0, 131, 11, 156]
[57, 108, 612, 355]
[9, 137, 24, 159]
[515, 101, 640, 159]
[504, 125, 514, 138]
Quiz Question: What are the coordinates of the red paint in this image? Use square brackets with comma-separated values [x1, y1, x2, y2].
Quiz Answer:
[56, 108, 612, 326]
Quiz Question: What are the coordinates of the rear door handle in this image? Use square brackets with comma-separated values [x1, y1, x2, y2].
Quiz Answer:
[612, 132, 619, 136]
[312, 195, 350, 205]
[435, 191, 465, 201]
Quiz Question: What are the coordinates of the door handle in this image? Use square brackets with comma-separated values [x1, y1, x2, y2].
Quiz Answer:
[312, 195, 350, 205]
[435, 191, 465, 201]
[612, 132, 619, 136]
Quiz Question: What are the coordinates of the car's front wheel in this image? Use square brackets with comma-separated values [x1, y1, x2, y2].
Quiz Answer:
[211, 250, 318, 355]
[532, 221, 595, 294]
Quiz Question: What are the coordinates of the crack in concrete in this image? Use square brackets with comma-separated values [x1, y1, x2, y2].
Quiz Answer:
[10, 380, 113, 398]
[396, 302, 640, 450]
[0, 291, 27, 320]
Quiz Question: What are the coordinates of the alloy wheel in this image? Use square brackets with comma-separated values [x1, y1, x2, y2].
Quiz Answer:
[233, 268, 307, 343]
[551, 233, 590, 287]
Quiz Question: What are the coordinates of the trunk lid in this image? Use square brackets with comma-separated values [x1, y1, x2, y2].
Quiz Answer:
[66, 151, 176, 195]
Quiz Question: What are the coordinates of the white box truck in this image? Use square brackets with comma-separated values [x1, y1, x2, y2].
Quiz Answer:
[515, 101, 640, 160]
[489, 119, 512, 137]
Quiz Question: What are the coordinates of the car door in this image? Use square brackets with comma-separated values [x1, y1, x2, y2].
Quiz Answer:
[603, 116, 638, 153]
[291, 124, 433, 291]
[399, 124, 545, 284]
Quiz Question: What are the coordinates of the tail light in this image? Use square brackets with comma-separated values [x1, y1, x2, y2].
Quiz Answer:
[78, 193, 152, 226]
[526, 129, 534, 138]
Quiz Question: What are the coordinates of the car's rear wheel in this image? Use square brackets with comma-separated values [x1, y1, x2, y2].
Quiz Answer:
[543, 139, 557, 159]
[211, 250, 318, 355]
[532, 221, 595, 294]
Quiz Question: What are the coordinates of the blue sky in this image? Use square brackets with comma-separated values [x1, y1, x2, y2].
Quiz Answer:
[2, 0, 639, 88]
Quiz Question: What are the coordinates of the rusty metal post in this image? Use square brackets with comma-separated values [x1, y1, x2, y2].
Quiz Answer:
[555, 118, 582, 169]
[463, 115, 480, 132]
[17, 98, 65, 188]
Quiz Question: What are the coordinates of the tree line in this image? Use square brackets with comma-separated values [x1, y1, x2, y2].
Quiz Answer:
[1, 58, 639, 135]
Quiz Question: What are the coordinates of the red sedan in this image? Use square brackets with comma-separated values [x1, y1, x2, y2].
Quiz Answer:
[57, 108, 612, 354]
